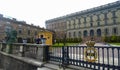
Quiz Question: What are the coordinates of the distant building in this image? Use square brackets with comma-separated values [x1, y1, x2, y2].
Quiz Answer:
[46, 1, 120, 42]
[0, 14, 44, 43]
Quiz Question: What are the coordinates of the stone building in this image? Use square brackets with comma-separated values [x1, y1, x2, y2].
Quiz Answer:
[46, 1, 120, 42]
[0, 14, 44, 43]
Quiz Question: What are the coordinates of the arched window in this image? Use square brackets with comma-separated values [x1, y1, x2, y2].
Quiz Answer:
[83, 30, 88, 37]
[90, 30, 94, 36]
[97, 29, 101, 37]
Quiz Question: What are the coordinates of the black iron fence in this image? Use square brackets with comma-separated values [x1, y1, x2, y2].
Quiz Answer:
[49, 46, 120, 70]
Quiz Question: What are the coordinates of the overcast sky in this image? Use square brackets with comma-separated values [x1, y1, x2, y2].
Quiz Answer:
[0, 0, 118, 28]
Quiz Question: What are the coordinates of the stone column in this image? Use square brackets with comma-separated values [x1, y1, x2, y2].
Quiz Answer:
[37, 45, 49, 62]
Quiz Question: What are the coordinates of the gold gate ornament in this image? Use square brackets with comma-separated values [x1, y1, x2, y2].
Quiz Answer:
[85, 41, 97, 62]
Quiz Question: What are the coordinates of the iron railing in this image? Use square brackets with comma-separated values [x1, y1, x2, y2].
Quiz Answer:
[49, 46, 120, 70]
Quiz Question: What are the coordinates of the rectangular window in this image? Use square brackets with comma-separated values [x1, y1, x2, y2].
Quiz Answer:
[28, 30, 30, 35]
[73, 32, 76, 38]
[97, 22, 100, 26]
[18, 29, 22, 34]
[90, 23, 93, 27]
[113, 28, 117, 35]
[84, 17, 86, 23]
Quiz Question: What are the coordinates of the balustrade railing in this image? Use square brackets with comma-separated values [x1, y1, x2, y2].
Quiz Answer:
[0, 42, 49, 61]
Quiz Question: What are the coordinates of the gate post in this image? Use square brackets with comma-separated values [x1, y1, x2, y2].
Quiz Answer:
[62, 46, 69, 69]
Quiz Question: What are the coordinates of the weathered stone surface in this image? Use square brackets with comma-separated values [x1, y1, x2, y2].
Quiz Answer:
[0, 51, 41, 70]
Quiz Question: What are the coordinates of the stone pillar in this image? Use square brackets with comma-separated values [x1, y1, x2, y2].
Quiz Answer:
[19, 45, 24, 57]
[37, 45, 49, 62]
[0, 43, 2, 51]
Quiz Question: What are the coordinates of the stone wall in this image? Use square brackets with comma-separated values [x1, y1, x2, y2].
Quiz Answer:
[0, 52, 37, 70]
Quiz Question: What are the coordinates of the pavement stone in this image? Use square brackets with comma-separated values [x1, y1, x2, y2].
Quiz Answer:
[37, 67, 53, 70]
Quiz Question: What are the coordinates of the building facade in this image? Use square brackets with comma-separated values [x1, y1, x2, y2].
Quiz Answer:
[0, 14, 44, 43]
[46, 1, 120, 42]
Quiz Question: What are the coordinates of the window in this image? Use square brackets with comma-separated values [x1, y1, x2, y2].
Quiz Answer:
[28, 30, 30, 35]
[78, 19, 81, 28]
[105, 28, 109, 36]
[68, 22, 71, 29]
[90, 16, 93, 22]
[5, 26, 11, 32]
[90, 23, 93, 27]
[97, 29, 101, 37]
[104, 13, 108, 25]
[84, 17, 86, 23]
[113, 27, 117, 35]
[78, 31, 81, 37]
[112, 11, 116, 18]
[73, 31, 76, 38]
[90, 30, 94, 36]
[97, 15, 100, 21]
[83, 30, 88, 37]
[18, 29, 22, 34]
[73, 19, 76, 29]
[69, 32, 71, 38]
[35, 31, 37, 35]
[97, 22, 100, 26]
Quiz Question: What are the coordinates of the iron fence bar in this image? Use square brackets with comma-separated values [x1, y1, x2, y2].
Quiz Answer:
[75, 46, 77, 65]
[67, 46, 69, 65]
[83, 47, 84, 67]
[107, 48, 109, 70]
[72, 47, 74, 65]
[94, 48, 97, 69]
[74, 46, 76, 65]
[79, 47, 81, 66]
[102, 48, 105, 70]
[76, 46, 78, 66]
[72, 46, 75, 65]
[98, 47, 100, 70]
[56, 47, 58, 61]
[112, 48, 115, 70]
[69, 47, 71, 64]
[86, 47, 88, 68]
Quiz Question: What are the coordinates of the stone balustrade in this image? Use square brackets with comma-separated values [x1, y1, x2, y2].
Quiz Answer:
[0, 42, 50, 70]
